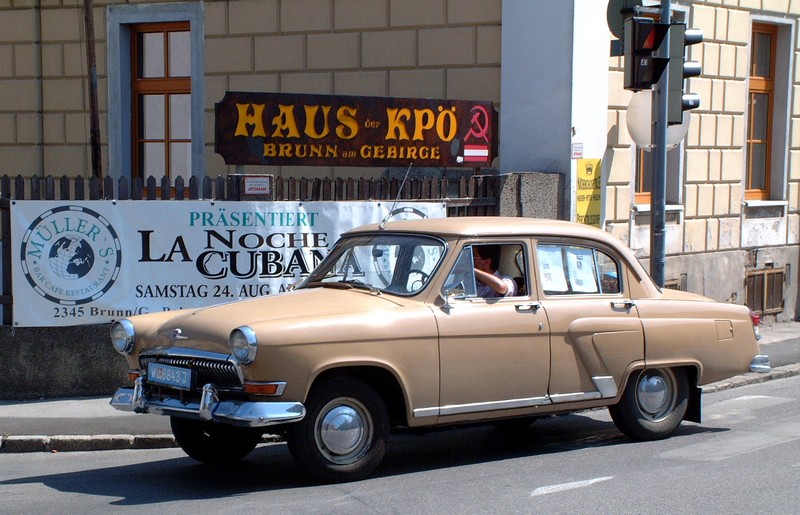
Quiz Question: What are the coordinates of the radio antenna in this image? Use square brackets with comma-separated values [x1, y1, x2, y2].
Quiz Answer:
[379, 162, 413, 230]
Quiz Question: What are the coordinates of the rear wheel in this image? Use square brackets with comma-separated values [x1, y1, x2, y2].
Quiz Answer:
[286, 377, 389, 483]
[609, 367, 689, 441]
[170, 417, 262, 464]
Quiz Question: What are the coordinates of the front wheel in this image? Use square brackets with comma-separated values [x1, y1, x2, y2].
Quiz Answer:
[609, 367, 689, 441]
[170, 417, 262, 464]
[286, 377, 389, 483]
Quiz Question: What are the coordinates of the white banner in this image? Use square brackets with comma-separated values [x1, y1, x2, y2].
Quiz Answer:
[11, 200, 446, 327]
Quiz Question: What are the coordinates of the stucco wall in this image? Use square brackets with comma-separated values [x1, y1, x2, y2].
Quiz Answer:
[0, 325, 128, 401]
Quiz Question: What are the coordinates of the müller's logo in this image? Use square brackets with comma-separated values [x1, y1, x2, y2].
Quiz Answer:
[20, 205, 122, 305]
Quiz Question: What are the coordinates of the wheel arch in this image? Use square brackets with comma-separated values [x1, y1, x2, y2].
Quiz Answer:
[618, 361, 702, 423]
[309, 365, 408, 427]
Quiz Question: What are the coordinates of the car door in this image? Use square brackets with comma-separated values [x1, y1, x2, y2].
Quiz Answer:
[534, 240, 644, 403]
[432, 240, 551, 421]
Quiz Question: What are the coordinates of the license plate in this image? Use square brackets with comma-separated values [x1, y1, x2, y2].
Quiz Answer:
[147, 363, 193, 390]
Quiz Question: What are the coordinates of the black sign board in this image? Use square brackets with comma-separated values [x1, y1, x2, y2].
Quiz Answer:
[215, 91, 497, 168]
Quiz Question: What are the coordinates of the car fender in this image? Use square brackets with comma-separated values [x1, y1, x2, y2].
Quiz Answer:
[566, 317, 645, 396]
[303, 357, 417, 424]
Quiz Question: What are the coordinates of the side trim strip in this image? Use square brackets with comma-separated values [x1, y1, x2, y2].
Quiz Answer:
[413, 388, 613, 417]
[413, 395, 551, 418]
[413, 407, 439, 418]
[549, 391, 602, 403]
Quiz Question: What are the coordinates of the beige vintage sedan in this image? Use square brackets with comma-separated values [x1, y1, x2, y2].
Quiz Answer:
[110, 217, 769, 482]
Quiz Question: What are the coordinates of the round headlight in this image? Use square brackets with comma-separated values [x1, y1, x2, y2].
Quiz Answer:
[230, 326, 258, 364]
[110, 320, 136, 355]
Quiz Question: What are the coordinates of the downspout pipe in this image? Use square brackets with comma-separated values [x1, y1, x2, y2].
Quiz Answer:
[35, 0, 44, 177]
[83, 0, 102, 180]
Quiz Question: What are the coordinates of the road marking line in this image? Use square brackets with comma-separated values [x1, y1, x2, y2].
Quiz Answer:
[530, 476, 614, 497]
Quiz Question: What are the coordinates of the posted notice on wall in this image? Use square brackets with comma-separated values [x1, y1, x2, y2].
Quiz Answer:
[11, 200, 446, 327]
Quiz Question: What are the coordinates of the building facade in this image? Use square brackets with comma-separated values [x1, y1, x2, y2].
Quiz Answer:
[0, 0, 798, 320]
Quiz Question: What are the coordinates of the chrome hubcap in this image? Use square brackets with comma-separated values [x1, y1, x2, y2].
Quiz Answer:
[636, 370, 675, 420]
[315, 399, 372, 464]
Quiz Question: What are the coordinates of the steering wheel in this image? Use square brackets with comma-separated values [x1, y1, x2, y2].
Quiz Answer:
[407, 270, 430, 292]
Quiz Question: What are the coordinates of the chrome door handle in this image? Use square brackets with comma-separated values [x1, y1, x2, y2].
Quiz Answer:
[515, 302, 542, 313]
[610, 299, 635, 309]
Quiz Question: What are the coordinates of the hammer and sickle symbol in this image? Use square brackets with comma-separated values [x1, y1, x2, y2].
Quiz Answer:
[464, 105, 490, 143]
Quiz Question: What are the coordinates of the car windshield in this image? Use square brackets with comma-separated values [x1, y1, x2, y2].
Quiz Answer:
[301, 233, 446, 296]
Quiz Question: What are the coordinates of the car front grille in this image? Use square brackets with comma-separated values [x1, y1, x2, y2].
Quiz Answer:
[140, 354, 242, 390]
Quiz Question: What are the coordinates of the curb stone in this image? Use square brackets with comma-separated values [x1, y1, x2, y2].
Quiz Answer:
[701, 363, 800, 393]
[1, 367, 798, 454]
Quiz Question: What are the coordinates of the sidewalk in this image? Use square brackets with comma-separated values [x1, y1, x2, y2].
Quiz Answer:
[1, 322, 798, 454]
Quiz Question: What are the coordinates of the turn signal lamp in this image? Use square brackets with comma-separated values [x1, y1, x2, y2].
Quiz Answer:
[243, 382, 286, 396]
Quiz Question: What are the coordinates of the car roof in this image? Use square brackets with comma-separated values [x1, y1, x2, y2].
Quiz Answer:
[348, 216, 618, 243]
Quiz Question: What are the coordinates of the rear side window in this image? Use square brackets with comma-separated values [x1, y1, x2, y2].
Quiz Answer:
[537, 243, 620, 295]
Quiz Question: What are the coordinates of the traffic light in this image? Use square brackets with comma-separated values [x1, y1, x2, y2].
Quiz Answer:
[667, 23, 703, 124]
[623, 17, 669, 91]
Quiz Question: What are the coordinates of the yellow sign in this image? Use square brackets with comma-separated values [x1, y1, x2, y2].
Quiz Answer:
[576, 159, 602, 227]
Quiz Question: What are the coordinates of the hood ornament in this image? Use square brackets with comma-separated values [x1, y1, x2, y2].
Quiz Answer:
[171, 328, 188, 341]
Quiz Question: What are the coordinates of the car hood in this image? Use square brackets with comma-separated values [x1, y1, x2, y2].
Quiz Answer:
[136, 287, 409, 354]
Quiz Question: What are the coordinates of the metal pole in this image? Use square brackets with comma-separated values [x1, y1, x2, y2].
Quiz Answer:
[650, 0, 671, 287]
[84, 0, 103, 181]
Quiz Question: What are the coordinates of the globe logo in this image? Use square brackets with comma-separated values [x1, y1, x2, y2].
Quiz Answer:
[48, 236, 95, 280]
[20, 205, 122, 305]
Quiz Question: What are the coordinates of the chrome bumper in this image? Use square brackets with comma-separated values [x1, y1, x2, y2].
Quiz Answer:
[110, 378, 305, 428]
[749, 354, 771, 373]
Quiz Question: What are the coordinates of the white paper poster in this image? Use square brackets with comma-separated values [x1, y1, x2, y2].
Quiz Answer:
[11, 200, 445, 326]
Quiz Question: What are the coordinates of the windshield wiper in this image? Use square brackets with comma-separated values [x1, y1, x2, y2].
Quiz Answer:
[303, 281, 353, 290]
[302, 280, 381, 294]
[340, 279, 381, 294]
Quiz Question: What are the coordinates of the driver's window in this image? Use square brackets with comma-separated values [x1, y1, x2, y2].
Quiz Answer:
[443, 243, 527, 299]
[443, 247, 477, 297]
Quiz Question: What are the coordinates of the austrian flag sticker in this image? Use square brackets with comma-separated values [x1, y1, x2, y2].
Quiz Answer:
[460, 145, 490, 163]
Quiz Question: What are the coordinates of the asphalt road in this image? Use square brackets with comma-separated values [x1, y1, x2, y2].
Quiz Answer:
[1, 375, 798, 514]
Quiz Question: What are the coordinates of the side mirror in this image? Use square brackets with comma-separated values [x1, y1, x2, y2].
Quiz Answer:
[441, 282, 466, 311]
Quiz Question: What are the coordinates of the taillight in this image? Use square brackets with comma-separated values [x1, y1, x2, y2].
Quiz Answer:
[749, 309, 762, 341]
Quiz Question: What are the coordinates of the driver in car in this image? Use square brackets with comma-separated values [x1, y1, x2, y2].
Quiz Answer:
[472, 244, 516, 298]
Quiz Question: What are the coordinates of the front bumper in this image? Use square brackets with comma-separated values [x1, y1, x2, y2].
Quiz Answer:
[110, 378, 305, 428]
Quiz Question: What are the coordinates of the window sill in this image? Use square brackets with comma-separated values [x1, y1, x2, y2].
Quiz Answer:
[743, 199, 787, 219]
[632, 204, 684, 213]
[742, 199, 787, 208]
[632, 204, 683, 226]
